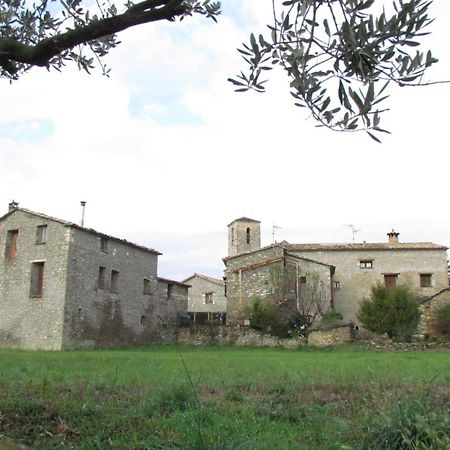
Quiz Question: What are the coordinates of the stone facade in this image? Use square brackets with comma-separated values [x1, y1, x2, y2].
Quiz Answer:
[223, 218, 449, 330]
[223, 244, 334, 325]
[307, 324, 355, 347]
[0, 204, 188, 350]
[419, 288, 450, 337]
[177, 325, 306, 348]
[228, 217, 261, 257]
[288, 242, 449, 324]
[181, 273, 226, 323]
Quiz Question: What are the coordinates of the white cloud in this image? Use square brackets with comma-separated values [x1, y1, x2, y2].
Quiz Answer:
[1, 1, 450, 279]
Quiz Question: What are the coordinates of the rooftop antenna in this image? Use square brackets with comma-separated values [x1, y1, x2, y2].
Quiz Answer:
[345, 224, 361, 243]
[80, 201, 86, 227]
[272, 221, 282, 243]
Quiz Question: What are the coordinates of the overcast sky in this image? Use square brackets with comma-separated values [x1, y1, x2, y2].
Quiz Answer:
[1, 1, 449, 281]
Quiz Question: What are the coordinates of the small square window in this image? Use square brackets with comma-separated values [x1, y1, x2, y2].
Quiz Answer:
[111, 270, 119, 292]
[100, 237, 109, 252]
[36, 225, 47, 244]
[333, 281, 341, 289]
[143, 278, 151, 295]
[359, 260, 373, 269]
[299, 276, 307, 284]
[420, 274, 432, 288]
[204, 292, 214, 304]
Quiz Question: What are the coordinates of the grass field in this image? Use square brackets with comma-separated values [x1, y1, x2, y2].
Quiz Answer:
[0, 345, 449, 449]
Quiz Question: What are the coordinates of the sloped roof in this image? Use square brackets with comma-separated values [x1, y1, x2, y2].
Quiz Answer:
[1, 207, 162, 255]
[182, 273, 225, 285]
[157, 277, 191, 288]
[227, 217, 260, 227]
[287, 242, 448, 251]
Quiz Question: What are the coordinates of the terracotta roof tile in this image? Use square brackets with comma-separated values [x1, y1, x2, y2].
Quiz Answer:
[182, 273, 225, 285]
[287, 242, 448, 251]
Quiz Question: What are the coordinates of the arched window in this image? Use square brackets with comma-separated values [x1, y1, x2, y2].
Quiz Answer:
[231, 227, 235, 245]
[246, 227, 251, 244]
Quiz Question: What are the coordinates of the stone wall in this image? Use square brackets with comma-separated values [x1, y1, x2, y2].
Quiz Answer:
[419, 288, 450, 337]
[224, 245, 333, 325]
[307, 324, 355, 347]
[291, 248, 449, 324]
[184, 275, 226, 315]
[177, 325, 306, 348]
[227, 218, 261, 257]
[0, 209, 69, 350]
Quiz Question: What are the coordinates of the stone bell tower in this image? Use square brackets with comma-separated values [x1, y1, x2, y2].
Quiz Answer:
[227, 217, 261, 257]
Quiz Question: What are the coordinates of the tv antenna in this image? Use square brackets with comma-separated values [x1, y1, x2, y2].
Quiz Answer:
[272, 222, 282, 243]
[346, 224, 361, 243]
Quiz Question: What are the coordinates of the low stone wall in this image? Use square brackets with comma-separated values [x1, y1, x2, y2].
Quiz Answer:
[419, 288, 450, 337]
[307, 323, 355, 347]
[177, 325, 306, 348]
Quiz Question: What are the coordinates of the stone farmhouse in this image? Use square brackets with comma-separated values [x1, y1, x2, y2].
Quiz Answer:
[182, 273, 226, 324]
[223, 217, 449, 330]
[0, 202, 189, 350]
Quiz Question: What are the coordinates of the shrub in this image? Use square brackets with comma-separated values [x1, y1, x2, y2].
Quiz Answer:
[435, 303, 450, 335]
[357, 284, 421, 340]
[246, 297, 290, 338]
[320, 309, 343, 326]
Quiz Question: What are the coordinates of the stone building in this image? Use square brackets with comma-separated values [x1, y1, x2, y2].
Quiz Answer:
[0, 202, 188, 350]
[224, 217, 449, 327]
[182, 273, 226, 324]
[224, 218, 335, 325]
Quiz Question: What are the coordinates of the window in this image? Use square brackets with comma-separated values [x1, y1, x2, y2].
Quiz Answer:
[384, 274, 398, 288]
[5, 229, 19, 259]
[246, 227, 251, 244]
[98, 266, 106, 289]
[143, 278, 151, 295]
[35, 225, 47, 244]
[359, 260, 373, 269]
[333, 281, 341, 289]
[140, 315, 146, 325]
[299, 276, 307, 284]
[420, 273, 432, 288]
[30, 262, 45, 297]
[204, 292, 214, 304]
[167, 284, 174, 298]
[111, 270, 119, 292]
[100, 237, 109, 252]
[231, 228, 235, 246]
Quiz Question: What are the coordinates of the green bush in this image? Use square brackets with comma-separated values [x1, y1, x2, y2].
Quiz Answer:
[435, 303, 450, 335]
[320, 309, 343, 326]
[357, 284, 421, 340]
[246, 297, 290, 338]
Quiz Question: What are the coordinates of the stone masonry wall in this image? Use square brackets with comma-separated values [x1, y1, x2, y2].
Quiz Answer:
[62, 228, 162, 348]
[419, 288, 450, 337]
[225, 245, 333, 325]
[291, 248, 448, 324]
[225, 245, 284, 324]
[177, 325, 306, 348]
[185, 276, 226, 314]
[0, 210, 69, 350]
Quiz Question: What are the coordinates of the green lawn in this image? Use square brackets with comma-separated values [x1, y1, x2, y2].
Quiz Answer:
[0, 345, 449, 449]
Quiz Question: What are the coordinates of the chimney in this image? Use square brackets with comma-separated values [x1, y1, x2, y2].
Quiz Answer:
[80, 201, 86, 227]
[8, 200, 19, 211]
[387, 229, 400, 245]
